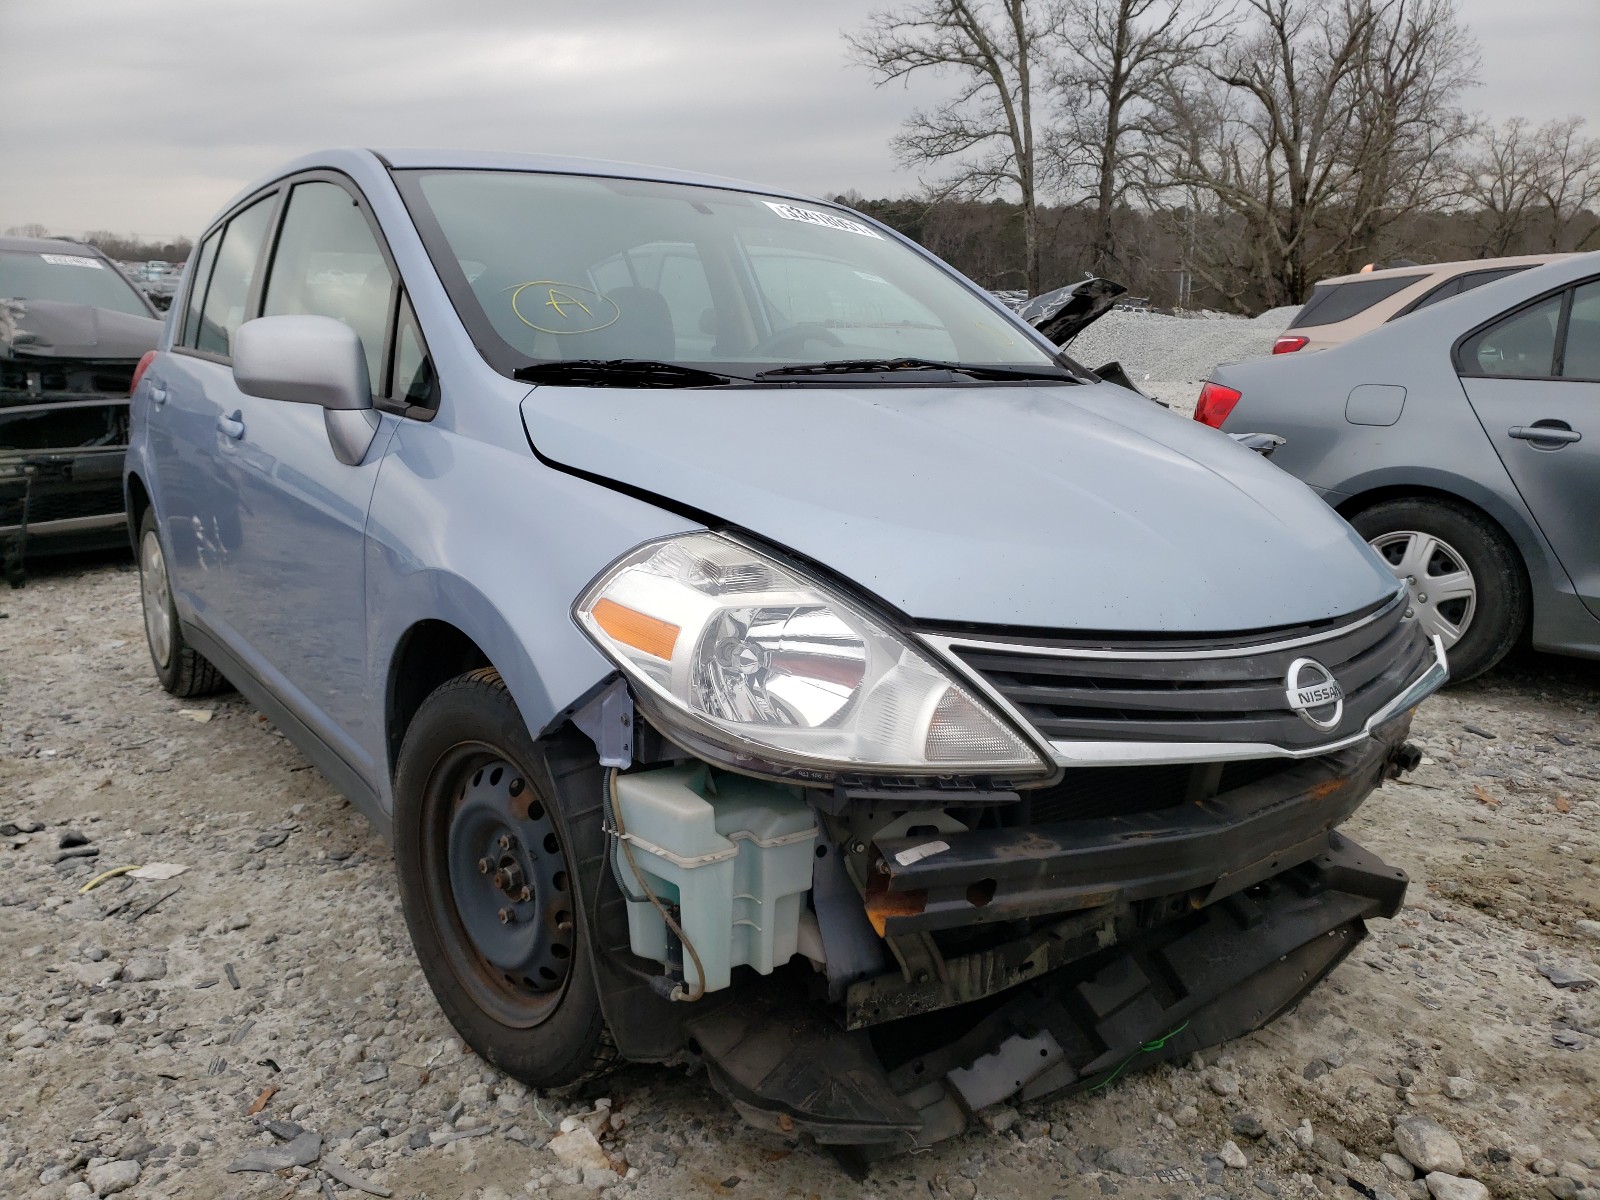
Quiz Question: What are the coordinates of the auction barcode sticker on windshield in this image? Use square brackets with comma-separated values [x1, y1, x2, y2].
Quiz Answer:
[763, 201, 880, 239]
[40, 254, 103, 269]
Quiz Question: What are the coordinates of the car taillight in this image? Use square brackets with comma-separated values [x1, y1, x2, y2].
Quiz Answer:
[1272, 335, 1309, 355]
[1193, 381, 1242, 429]
[131, 350, 158, 396]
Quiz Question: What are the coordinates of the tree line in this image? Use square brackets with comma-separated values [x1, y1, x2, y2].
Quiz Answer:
[4, 224, 193, 264]
[844, 0, 1599, 312]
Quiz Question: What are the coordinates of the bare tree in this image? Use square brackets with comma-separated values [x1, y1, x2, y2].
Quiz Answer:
[1453, 115, 1600, 256]
[1454, 116, 1541, 257]
[1050, 0, 1233, 278]
[1335, 0, 1478, 271]
[1156, 0, 1478, 308]
[849, 0, 1059, 293]
[1532, 116, 1600, 253]
[4, 223, 51, 239]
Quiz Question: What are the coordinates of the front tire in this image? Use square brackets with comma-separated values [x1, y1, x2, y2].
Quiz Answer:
[137, 510, 227, 697]
[393, 669, 611, 1087]
[1350, 497, 1527, 683]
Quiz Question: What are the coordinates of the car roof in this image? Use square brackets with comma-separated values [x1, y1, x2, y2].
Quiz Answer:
[1313, 253, 1576, 288]
[0, 234, 103, 257]
[217, 147, 827, 223]
[373, 147, 815, 197]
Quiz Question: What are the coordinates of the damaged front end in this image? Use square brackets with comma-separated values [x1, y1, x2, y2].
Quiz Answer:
[2, 296, 160, 583]
[560, 532, 1446, 1156]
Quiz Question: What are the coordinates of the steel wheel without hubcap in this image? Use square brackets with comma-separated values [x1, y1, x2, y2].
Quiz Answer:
[421, 747, 577, 1027]
[1368, 529, 1477, 649]
[140, 528, 172, 669]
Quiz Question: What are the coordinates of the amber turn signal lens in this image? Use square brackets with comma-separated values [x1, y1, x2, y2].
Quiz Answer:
[590, 597, 679, 660]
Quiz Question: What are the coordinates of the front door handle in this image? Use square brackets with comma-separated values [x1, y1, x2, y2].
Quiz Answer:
[1508, 424, 1580, 445]
[148, 383, 168, 407]
[217, 412, 246, 440]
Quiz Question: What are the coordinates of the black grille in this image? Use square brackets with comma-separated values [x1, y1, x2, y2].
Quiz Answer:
[939, 599, 1431, 750]
[1024, 763, 1198, 823]
[1, 358, 137, 404]
[0, 481, 124, 527]
[1019, 757, 1302, 825]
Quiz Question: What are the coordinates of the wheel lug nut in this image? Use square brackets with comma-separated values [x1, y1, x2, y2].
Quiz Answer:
[518, 886, 532, 902]
[509, 778, 524, 797]
[498, 908, 515, 924]
[498, 834, 514, 851]
[1404, 608, 1414, 618]
[1418, 593, 1427, 603]
[477, 858, 492, 875]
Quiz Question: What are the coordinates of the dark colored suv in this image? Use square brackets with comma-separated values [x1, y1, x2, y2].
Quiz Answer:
[1, 235, 162, 581]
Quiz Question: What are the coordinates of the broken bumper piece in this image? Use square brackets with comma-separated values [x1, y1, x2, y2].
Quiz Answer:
[685, 833, 1406, 1154]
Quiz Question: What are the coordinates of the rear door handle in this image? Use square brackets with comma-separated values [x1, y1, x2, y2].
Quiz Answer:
[217, 412, 246, 440]
[1508, 425, 1581, 445]
[148, 383, 167, 407]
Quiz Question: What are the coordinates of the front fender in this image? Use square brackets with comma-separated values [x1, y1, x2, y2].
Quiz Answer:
[363, 418, 698, 814]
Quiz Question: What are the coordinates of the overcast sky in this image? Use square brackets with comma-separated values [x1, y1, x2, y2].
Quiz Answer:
[2, 0, 1596, 240]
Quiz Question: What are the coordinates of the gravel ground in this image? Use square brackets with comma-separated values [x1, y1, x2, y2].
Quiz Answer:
[1064, 305, 1299, 415]
[3, 555, 1598, 1200]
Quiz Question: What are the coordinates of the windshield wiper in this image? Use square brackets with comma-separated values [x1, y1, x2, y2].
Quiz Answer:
[754, 357, 1074, 382]
[513, 359, 747, 388]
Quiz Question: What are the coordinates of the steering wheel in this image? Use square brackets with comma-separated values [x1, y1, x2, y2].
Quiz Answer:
[749, 323, 845, 357]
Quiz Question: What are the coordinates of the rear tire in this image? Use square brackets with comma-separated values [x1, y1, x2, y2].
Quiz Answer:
[1349, 497, 1526, 683]
[393, 669, 612, 1087]
[137, 510, 228, 697]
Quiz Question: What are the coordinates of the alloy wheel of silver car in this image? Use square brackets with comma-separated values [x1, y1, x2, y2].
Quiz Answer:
[140, 526, 173, 669]
[1368, 529, 1477, 648]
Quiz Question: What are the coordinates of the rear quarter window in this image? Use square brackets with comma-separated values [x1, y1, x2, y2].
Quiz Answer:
[1397, 266, 1533, 318]
[1290, 275, 1426, 328]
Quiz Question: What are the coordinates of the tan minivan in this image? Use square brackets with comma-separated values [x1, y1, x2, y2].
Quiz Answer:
[1274, 254, 1574, 354]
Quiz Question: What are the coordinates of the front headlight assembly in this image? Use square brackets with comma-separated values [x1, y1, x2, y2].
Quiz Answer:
[574, 533, 1050, 782]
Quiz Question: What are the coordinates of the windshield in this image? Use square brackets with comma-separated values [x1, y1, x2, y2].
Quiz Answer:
[396, 170, 1065, 380]
[0, 249, 153, 319]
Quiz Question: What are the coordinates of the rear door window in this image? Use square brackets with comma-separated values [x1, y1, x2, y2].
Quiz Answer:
[196, 196, 277, 358]
[180, 230, 221, 348]
[1289, 275, 1426, 328]
[1558, 281, 1600, 381]
[1458, 292, 1564, 378]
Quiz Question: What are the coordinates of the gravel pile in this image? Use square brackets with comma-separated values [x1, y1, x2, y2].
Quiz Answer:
[2, 558, 1598, 1197]
[1066, 305, 1298, 405]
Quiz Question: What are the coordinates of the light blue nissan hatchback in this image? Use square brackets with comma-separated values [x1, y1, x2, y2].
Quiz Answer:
[127, 149, 1445, 1153]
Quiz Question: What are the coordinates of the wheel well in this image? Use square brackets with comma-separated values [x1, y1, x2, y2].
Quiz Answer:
[125, 472, 151, 553]
[1334, 484, 1486, 525]
[387, 621, 492, 778]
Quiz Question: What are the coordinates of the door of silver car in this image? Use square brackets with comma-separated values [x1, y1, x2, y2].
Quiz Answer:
[1458, 279, 1600, 619]
[215, 176, 404, 777]
[153, 192, 279, 612]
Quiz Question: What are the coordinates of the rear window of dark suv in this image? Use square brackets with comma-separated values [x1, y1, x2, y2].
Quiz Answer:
[1289, 275, 1425, 328]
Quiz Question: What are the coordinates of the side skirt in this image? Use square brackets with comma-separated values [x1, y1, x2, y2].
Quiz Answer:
[183, 620, 391, 842]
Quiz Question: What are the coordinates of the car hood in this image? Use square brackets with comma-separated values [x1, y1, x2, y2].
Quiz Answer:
[1, 299, 162, 360]
[519, 381, 1399, 632]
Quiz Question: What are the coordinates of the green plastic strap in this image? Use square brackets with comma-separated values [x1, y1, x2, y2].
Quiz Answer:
[1087, 1019, 1191, 1092]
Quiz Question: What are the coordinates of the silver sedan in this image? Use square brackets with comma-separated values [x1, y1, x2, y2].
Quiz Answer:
[1202, 253, 1600, 681]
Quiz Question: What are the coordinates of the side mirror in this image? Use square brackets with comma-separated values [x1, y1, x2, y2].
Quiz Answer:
[232, 315, 380, 466]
